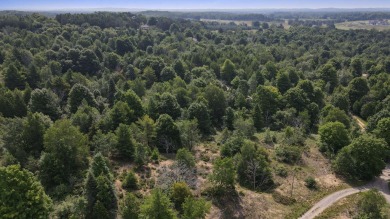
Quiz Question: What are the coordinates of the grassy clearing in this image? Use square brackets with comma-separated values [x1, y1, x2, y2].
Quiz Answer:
[113, 130, 351, 219]
[336, 20, 390, 31]
[254, 132, 351, 218]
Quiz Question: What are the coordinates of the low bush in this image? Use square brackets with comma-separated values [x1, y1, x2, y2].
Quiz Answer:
[304, 176, 317, 189]
[272, 191, 296, 205]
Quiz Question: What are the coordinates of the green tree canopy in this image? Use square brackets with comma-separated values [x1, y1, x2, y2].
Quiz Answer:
[221, 59, 236, 84]
[68, 83, 97, 113]
[333, 135, 388, 180]
[0, 165, 52, 219]
[187, 101, 212, 135]
[350, 57, 363, 78]
[319, 122, 350, 155]
[121, 89, 144, 119]
[40, 119, 89, 187]
[276, 71, 291, 94]
[374, 118, 390, 145]
[255, 86, 281, 126]
[170, 182, 193, 211]
[182, 197, 211, 219]
[319, 63, 338, 93]
[156, 114, 182, 153]
[209, 157, 235, 192]
[348, 77, 369, 107]
[110, 101, 135, 129]
[29, 88, 61, 120]
[4, 64, 25, 90]
[204, 84, 226, 127]
[237, 141, 273, 191]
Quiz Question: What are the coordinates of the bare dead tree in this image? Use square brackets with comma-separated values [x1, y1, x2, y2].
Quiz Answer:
[156, 162, 197, 191]
[160, 136, 173, 154]
[244, 157, 273, 191]
[245, 158, 261, 190]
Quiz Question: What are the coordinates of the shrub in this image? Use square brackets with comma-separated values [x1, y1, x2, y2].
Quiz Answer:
[151, 148, 160, 162]
[304, 176, 317, 189]
[123, 171, 138, 190]
[182, 197, 211, 219]
[176, 148, 195, 168]
[272, 191, 296, 205]
[220, 134, 244, 157]
[356, 189, 387, 219]
[275, 165, 288, 177]
[264, 128, 273, 144]
[275, 145, 301, 164]
[170, 182, 192, 210]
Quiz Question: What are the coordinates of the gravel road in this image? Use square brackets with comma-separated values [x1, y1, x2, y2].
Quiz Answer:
[299, 166, 390, 219]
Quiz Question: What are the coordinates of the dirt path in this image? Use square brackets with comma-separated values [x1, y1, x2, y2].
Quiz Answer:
[352, 115, 366, 132]
[300, 167, 390, 219]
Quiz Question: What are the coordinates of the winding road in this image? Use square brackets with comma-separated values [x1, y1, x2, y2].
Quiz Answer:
[299, 166, 390, 219]
[299, 115, 389, 219]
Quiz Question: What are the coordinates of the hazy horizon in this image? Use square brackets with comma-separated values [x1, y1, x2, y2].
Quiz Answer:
[1, 0, 390, 11]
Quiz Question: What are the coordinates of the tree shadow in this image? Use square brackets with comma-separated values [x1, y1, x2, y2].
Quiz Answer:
[211, 189, 245, 219]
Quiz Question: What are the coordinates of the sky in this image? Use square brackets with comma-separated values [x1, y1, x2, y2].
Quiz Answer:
[1, 0, 390, 10]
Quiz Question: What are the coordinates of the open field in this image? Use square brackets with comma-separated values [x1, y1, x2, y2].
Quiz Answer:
[200, 18, 254, 26]
[200, 19, 288, 29]
[336, 20, 390, 31]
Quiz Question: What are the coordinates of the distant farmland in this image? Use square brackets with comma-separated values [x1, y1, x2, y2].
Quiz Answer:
[336, 20, 390, 31]
[200, 19, 289, 29]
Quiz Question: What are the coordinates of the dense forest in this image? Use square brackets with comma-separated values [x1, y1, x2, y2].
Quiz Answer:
[1, 11, 390, 219]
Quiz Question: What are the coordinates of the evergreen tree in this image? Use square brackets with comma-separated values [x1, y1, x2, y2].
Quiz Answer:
[115, 124, 136, 159]
[225, 107, 235, 130]
[121, 89, 144, 119]
[140, 189, 177, 219]
[110, 101, 135, 129]
[374, 118, 390, 145]
[253, 104, 264, 131]
[121, 193, 140, 219]
[26, 64, 40, 88]
[85, 153, 117, 219]
[182, 197, 211, 219]
[4, 64, 25, 90]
